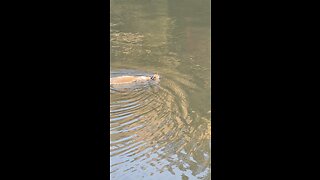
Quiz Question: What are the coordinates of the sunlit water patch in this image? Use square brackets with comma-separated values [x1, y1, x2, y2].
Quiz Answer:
[110, 69, 211, 180]
[110, 0, 211, 179]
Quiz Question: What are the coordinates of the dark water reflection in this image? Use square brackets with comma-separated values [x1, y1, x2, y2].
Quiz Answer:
[110, 0, 211, 179]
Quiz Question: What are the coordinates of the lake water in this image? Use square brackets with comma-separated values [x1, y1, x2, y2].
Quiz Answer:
[110, 0, 211, 179]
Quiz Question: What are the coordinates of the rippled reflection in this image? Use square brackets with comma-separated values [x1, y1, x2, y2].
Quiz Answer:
[111, 0, 211, 179]
[110, 70, 210, 179]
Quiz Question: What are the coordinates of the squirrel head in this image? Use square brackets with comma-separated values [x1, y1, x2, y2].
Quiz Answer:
[150, 73, 160, 80]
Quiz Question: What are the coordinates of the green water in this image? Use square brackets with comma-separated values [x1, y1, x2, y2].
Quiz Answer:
[110, 0, 211, 179]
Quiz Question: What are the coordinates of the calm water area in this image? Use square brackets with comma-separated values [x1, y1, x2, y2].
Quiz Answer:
[110, 0, 211, 179]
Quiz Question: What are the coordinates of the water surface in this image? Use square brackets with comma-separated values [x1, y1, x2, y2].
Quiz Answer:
[110, 0, 211, 179]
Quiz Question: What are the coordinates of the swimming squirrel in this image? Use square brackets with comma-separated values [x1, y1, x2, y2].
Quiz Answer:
[110, 74, 160, 85]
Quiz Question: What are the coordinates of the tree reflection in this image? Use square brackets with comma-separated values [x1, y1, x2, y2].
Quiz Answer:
[110, 0, 211, 179]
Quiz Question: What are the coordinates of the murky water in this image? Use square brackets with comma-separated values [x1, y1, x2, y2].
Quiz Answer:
[110, 0, 211, 179]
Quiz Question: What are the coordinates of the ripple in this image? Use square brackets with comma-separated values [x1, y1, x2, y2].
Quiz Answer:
[110, 69, 211, 179]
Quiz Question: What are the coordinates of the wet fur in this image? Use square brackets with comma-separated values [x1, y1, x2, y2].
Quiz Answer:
[110, 74, 160, 85]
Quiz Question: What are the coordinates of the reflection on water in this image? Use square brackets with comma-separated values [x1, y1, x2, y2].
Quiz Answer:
[111, 0, 211, 179]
